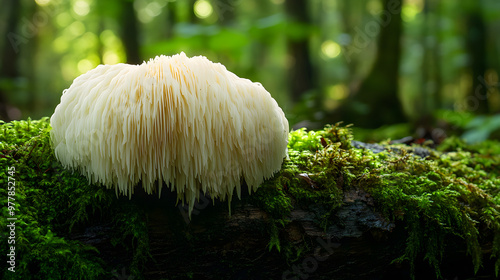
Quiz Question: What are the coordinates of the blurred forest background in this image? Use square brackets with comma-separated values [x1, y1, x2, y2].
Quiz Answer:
[1, 0, 500, 143]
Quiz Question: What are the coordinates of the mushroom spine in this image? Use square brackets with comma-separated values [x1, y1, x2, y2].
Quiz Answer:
[50, 52, 289, 215]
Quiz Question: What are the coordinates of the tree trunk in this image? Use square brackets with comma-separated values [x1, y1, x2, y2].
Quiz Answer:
[415, 0, 442, 136]
[0, 0, 21, 121]
[464, 2, 489, 114]
[121, 0, 141, 64]
[346, 0, 405, 128]
[284, 0, 314, 104]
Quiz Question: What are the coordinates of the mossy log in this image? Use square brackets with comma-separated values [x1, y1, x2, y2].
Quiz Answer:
[1, 118, 499, 280]
[64, 187, 497, 280]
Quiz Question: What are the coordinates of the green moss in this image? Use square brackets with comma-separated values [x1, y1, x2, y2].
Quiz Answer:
[1, 118, 499, 279]
[0, 118, 150, 279]
[0, 118, 106, 279]
[111, 203, 151, 279]
[260, 122, 500, 279]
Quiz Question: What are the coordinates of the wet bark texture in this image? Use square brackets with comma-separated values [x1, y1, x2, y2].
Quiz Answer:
[69, 185, 494, 280]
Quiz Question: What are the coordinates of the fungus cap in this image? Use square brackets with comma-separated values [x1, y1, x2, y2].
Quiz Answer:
[50, 52, 289, 213]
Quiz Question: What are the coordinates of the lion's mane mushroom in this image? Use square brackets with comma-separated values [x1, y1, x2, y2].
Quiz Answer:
[50, 52, 289, 214]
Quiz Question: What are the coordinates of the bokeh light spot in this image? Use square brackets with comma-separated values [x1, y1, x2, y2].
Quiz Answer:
[77, 59, 94, 74]
[73, 0, 90, 17]
[52, 36, 69, 53]
[402, 0, 423, 22]
[146, 2, 163, 17]
[35, 0, 51, 6]
[194, 0, 213, 19]
[321, 40, 341, 59]
[55, 12, 73, 28]
[68, 21, 86, 37]
[327, 84, 349, 100]
[366, 0, 383, 15]
[103, 51, 121, 65]
[77, 56, 99, 74]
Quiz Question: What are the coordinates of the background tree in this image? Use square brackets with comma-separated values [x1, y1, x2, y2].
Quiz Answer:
[343, 0, 405, 128]
[414, 0, 442, 133]
[120, 0, 141, 64]
[284, 0, 314, 104]
[464, 1, 489, 114]
[0, 0, 21, 121]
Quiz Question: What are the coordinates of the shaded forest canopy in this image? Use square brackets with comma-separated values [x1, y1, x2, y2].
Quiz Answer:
[0, 118, 499, 279]
[0, 0, 500, 136]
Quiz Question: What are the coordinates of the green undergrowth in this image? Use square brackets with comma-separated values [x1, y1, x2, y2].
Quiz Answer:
[0, 118, 149, 280]
[1, 118, 499, 279]
[254, 123, 500, 279]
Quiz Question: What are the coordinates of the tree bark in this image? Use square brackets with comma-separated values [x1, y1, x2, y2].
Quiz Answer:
[420, 0, 440, 114]
[464, 2, 489, 114]
[414, 0, 443, 135]
[121, 0, 141, 64]
[69, 184, 495, 280]
[284, 0, 314, 104]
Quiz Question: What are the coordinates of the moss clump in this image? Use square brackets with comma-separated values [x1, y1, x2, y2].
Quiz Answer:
[0, 118, 150, 280]
[256, 123, 500, 279]
[0, 118, 106, 279]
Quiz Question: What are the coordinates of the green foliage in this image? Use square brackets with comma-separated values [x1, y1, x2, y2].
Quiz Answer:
[0, 118, 108, 279]
[436, 111, 500, 143]
[462, 114, 500, 143]
[372, 159, 493, 278]
[267, 219, 286, 253]
[435, 110, 476, 131]
[352, 123, 412, 142]
[254, 121, 500, 279]
[0, 118, 150, 279]
[111, 203, 151, 279]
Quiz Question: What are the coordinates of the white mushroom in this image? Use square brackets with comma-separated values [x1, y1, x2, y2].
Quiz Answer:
[50, 52, 289, 215]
